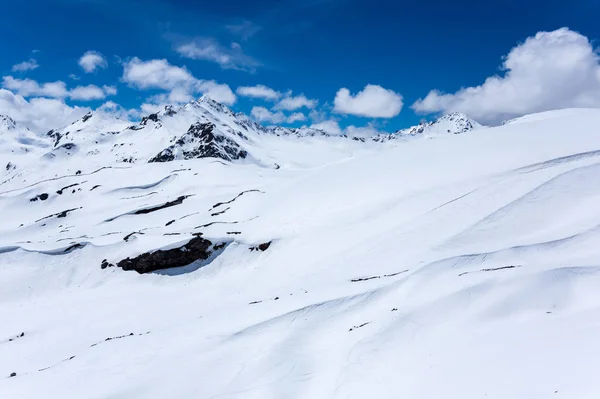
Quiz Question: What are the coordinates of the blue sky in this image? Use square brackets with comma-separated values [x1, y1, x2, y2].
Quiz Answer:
[1, 0, 600, 133]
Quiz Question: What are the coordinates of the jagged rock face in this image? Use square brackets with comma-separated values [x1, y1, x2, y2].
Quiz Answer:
[115, 236, 217, 274]
[149, 122, 248, 163]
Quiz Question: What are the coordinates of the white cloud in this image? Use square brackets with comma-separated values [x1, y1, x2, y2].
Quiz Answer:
[310, 120, 342, 135]
[2, 76, 116, 101]
[0, 88, 90, 133]
[69, 84, 116, 101]
[175, 38, 260, 72]
[122, 57, 195, 90]
[196, 80, 236, 105]
[236, 84, 281, 101]
[97, 101, 136, 120]
[102, 85, 117, 96]
[251, 106, 306, 124]
[287, 112, 306, 123]
[2, 76, 69, 98]
[78, 51, 108, 73]
[344, 124, 381, 138]
[334, 84, 403, 118]
[251, 106, 286, 124]
[12, 59, 39, 72]
[274, 92, 317, 111]
[411, 28, 600, 125]
[122, 58, 236, 106]
[309, 120, 382, 137]
[68, 74, 80, 81]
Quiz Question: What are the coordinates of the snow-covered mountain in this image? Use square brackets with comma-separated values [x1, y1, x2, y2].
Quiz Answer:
[1, 103, 599, 398]
[395, 111, 482, 136]
[3, 97, 485, 173]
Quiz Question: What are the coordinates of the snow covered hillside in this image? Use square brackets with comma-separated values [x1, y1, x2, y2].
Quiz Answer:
[1, 103, 600, 398]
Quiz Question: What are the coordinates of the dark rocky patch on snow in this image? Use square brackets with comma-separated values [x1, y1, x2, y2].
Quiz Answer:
[29, 193, 49, 202]
[113, 235, 222, 274]
[250, 241, 272, 252]
[57, 183, 81, 195]
[348, 322, 370, 332]
[211, 207, 230, 217]
[210, 189, 262, 211]
[149, 122, 248, 163]
[350, 269, 409, 282]
[133, 195, 190, 215]
[458, 265, 521, 277]
[35, 207, 81, 223]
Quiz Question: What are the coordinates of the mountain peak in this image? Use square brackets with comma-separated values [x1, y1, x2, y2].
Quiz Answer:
[0, 114, 17, 131]
[395, 112, 482, 136]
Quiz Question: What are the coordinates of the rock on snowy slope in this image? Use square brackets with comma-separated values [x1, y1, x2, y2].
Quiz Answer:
[148, 122, 249, 163]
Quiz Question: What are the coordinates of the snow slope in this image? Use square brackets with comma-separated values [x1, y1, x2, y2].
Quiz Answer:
[1, 106, 599, 398]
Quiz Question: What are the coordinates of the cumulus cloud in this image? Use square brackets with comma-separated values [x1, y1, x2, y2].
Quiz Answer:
[236, 84, 281, 101]
[121, 57, 236, 106]
[310, 119, 342, 135]
[411, 28, 600, 125]
[274, 92, 317, 111]
[344, 124, 382, 138]
[197, 81, 236, 105]
[78, 51, 108, 73]
[334, 84, 403, 118]
[0, 88, 90, 133]
[287, 112, 306, 123]
[122, 57, 195, 90]
[175, 38, 260, 72]
[69, 84, 117, 101]
[12, 59, 39, 72]
[309, 120, 382, 137]
[2, 76, 68, 98]
[2, 76, 116, 101]
[251, 106, 306, 124]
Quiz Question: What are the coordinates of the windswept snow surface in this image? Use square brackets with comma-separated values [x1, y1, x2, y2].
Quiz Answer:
[1, 107, 600, 398]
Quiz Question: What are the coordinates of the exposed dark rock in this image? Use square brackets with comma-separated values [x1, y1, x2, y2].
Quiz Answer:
[75, 170, 82, 175]
[6, 162, 15, 171]
[30, 193, 49, 202]
[123, 231, 144, 242]
[133, 195, 190, 215]
[210, 189, 262, 211]
[90, 185, 101, 191]
[64, 243, 84, 252]
[46, 129, 62, 146]
[250, 241, 272, 252]
[162, 105, 177, 117]
[81, 112, 93, 123]
[140, 113, 160, 126]
[149, 122, 248, 163]
[458, 265, 521, 277]
[211, 207, 230, 217]
[165, 220, 175, 226]
[349, 322, 369, 332]
[9, 372, 16, 378]
[350, 269, 409, 282]
[57, 183, 80, 195]
[114, 236, 221, 274]
[100, 259, 114, 269]
[227, 231, 241, 235]
[35, 207, 81, 222]
[249, 300, 262, 305]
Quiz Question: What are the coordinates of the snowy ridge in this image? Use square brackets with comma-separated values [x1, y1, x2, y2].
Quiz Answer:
[1, 106, 600, 398]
